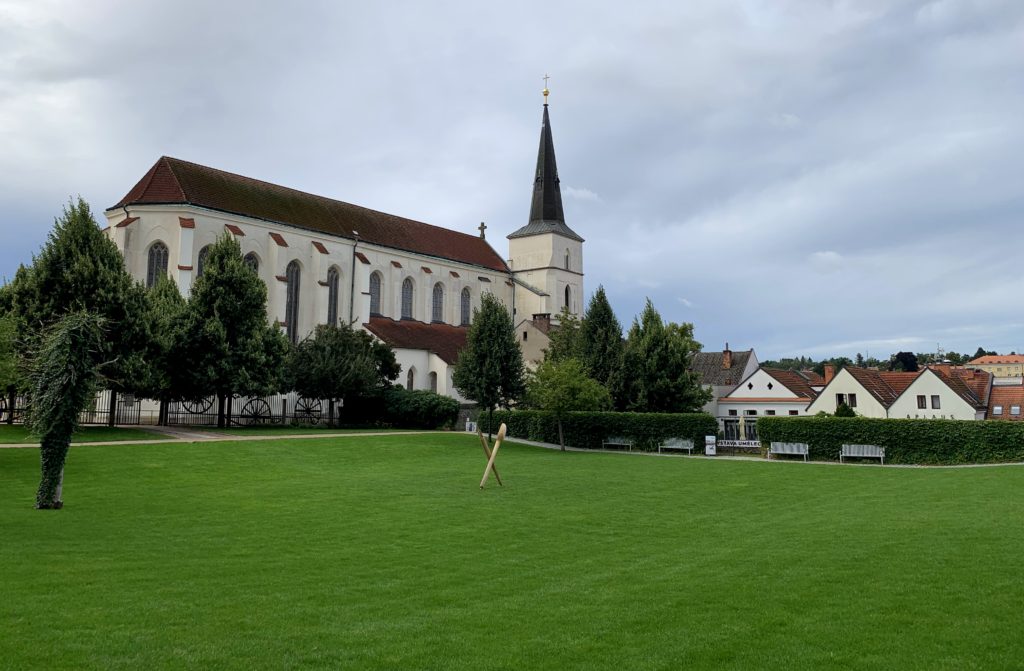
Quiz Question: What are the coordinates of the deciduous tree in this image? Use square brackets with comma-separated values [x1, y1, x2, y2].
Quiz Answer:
[286, 325, 380, 426]
[527, 357, 610, 450]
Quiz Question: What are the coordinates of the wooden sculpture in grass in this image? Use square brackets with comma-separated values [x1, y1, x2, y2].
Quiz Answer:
[27, 311, 103, 509]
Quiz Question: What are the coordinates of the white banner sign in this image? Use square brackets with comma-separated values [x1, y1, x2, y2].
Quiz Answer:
[717, 440, 762, 448]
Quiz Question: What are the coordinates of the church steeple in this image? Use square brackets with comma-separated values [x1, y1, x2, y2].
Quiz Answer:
[508, 93, 583, 242]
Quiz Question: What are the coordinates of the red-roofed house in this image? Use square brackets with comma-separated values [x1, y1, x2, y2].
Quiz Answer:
[717, 367, 820, 440]
[967, 354, 1024, 379]
[104, 99, 583, 399]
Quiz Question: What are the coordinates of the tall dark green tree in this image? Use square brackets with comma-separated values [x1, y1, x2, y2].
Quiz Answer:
[180, 234, 288, 427]
[613, 299, 711, 413]
[452, 292, 525, 434]
[579, 285, 623, 387]
[6, 198, 149, 425]
[286, 324, 380, 426]
[0, 314, 20, 424]
[141, 277, 189, 425]
[26, 311, 104, 509]
[890, 351, 919, 373]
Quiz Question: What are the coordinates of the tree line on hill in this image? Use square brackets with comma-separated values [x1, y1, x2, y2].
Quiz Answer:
[762, 346, 1004, 376]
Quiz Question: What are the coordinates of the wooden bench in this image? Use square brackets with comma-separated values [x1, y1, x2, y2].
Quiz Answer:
[841, 444, 885, 464]
[768, 442, 809, 462]
[602, 436, 633, 452]
[658, 438, 694, 455]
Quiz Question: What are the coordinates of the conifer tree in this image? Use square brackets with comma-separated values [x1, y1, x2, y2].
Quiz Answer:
[180, 234, 288, 427]
[141, 277, 189, 424]
[579, 285, 623, 388]
[614, 299, 710, 413]
[545, 307, 582, 363]
[452, 292, 525, 433]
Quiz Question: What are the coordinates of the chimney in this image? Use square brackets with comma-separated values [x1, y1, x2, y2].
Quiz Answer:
[532, 313, 551, 333]
[824, 364, 835, 385]
[722, 342, 732, 369]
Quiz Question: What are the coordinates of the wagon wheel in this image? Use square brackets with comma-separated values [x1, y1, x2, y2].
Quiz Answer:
[181, 397, 214, 415]
[294, 397, 323, 425]
[240, 398, 273, 425]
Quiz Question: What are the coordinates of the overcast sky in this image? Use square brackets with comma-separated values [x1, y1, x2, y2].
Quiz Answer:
[2, 0, 1023, 360]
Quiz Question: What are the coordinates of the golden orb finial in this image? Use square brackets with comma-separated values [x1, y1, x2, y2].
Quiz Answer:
[543, 73, 550, 103]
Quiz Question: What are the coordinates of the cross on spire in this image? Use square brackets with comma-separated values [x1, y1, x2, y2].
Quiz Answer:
[543, 74, 550, 103]
[478, 221, 487, 239]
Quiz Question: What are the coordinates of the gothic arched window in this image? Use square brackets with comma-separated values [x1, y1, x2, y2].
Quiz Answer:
[406, 367, 415, 390]
[146, 241, 168, 289]
[429, 372, 438, 393]
[369, 272, 382, 316]
[285, 260, 301, 344]
[401, 278, 414, 320]
[243, 252, 259, 274]
[565, 249, 570, 270]
[196, 245, 212, 278]
[327, 266, 340, 327]
[432, 282, 444, 323]
[460, 287, 471, 326]
[564, 285, 571, 311]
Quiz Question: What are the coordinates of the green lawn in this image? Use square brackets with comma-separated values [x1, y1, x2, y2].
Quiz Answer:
[1, 435, 1022, 669]
[0, 424, 168, 444]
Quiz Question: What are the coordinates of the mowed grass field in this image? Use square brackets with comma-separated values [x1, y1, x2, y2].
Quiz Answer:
[0, 425, 168, 444]
[2, 434, 1022, 670]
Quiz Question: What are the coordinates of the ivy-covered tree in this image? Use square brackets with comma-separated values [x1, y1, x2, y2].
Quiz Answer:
[452, 292, 525, 434]
[613, 299, 710, 413]
[6, 198, 149, 425]
[286, 324, 380, 425]
[527, 357, 610, 450]
[180, 234, 288, 427]
[890, 351, 919, 373]
[579, 285, 623, 388]
[27, 311, 104, 509]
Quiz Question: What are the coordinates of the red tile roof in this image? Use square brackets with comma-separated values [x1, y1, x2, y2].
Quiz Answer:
[115, 216, 138, 228]
[762, 368, 819, 399]
[840, 366, 990, 410]
[114, 157, 509, 273]
[364, 317, 468, 365]
[988, 385, 1024, 420]
[970, 354, 1024, 365]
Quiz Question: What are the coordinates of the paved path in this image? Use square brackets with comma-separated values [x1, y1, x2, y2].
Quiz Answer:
[3, 428, 1024, 469]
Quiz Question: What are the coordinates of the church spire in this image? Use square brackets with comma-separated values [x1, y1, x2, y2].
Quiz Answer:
[508, 87, 583, 242]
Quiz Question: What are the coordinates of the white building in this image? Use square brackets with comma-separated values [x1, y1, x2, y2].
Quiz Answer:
[717, 367, 821, 440]
[104, 97, 583, 400]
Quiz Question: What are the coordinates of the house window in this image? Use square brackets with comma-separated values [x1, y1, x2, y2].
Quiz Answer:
[243, 252, 259, 274]
[728, 409, 737, 416]
[326, 266, 340, 327]
[1012, 406, 1021, 416]
[401, 278, 414, 320]
[429, 372, 437, 393]
[146, 241, 169, 288]
[744, 410, 757, 416]
[523, 331, 528, 341]
[917, 395, 927, 409]
[196, 245, 212, 278]
[993, 405, 1003, 416]
[285, 260, 301, 344]
[789, 410, 799, 416]
[369, 272, 382, 316]
[835, 393, 845, 407]
[931, 395, 940, 410]
[432, 282, 444, 322]
[847, 393, 857, 408]
[460, 287, 471, 325]
[766, 410, 776, 416]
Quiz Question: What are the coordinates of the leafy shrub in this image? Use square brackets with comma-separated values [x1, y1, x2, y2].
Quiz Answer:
[382, 386, 459, 429]
[478, 410, 717, 451]
[758, 416, 1024, 465]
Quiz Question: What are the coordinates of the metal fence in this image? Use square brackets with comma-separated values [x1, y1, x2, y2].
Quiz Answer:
[167, 394, 328, 427]
[3, 390, 142, 426]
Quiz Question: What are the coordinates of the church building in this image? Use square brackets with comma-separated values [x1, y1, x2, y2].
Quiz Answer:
[104, 95, 584, 400]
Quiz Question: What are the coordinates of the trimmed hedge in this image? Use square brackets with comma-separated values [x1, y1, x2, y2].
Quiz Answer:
[478, 410, 717, 451]
[383, 387, 459, 430]
[758, 416, 1024, 465]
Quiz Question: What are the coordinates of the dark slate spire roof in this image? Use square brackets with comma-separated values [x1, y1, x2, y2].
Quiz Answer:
[508, 104, 583, 242]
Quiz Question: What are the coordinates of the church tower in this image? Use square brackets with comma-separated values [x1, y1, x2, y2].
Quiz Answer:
[508, 88, 584, 322]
